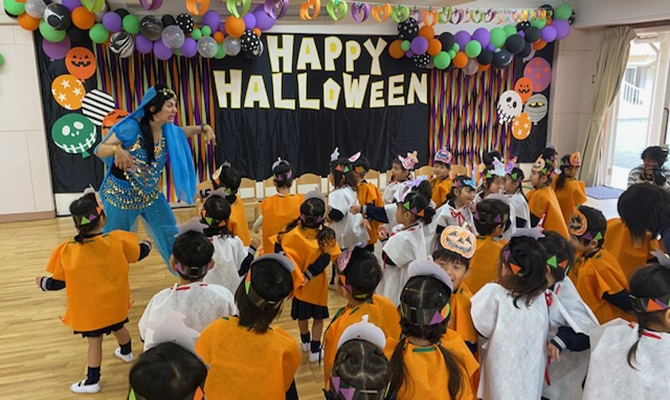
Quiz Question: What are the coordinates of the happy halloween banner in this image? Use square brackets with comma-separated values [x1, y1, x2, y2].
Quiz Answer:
[210, 34, 430, 180]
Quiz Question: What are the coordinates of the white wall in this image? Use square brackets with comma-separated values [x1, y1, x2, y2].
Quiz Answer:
[574, 0, 670, 28]
[0, 23, 55, 220]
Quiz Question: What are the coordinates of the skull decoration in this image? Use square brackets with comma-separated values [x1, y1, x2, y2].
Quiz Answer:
[52, 114, 97, 158]
[497, 90, 523, 123]
[524, 94, 548, 125]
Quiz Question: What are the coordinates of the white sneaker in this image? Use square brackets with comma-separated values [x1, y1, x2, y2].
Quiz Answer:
[70, 379, 100, 394]
[301, 342, 310, 353]
[114, 348, 134, 363]
[309, 349, 324, 363]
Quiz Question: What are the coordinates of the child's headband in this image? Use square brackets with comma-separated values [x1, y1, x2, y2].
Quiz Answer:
[245, 254, 295, 309]
[504, 156, 518, 174]
[562, 152, 581, 168]
[454, 172, 477, 189]
[349, 151, 361, 163]
[631, 250, 670, 313]
[440, 226, 476, 259]
[398, 151, 419, 171]
[336, 315, 386, 351]
[486, 157, 506, 179]
[400, 261, 453, 326]
[330, 147, 340, 162]
[502, 230, 545, 278]
[532, 156, 551, 175]
[173, 219, 213, 278]
[434, 148, 452, 165]
[568, 207, 603, 242]
[336, 243, 372, 300]
[72, 186, 104, 227]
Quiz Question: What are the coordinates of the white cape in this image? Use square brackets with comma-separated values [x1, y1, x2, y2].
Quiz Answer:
[204, 234, 248, 294]
[378, 224, 427, 306]
[328, 187, 369, 249]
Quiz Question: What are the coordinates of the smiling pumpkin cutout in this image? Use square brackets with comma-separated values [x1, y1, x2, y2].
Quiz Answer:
[66, 47, 96, 81]
[101, 109, 129, 136]
[514, 77, 534, 104]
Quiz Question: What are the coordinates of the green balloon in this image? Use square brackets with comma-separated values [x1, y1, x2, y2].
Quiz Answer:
[554, 3, 573, 20]
[3, 0, 25, 16]
[531, 17, 547, 29]
[89, 23, 109, 44]
[0, 53, 4, 67]
[191, 28, 203, 41]
[433, 51, 451, 70]
[452, 43, 460, 52]
[503, 25, 517, 38]
[464, 41, 482, 58]
[39, 21, 66, 43]
[401, 40, 411, 51]
[448, 49, 456, 59]
[174, 48, 183, 56]
[122, 15, 140, 35]
[490, 27, 506, 48]
[215, 43, 226, 59]
[201, 26, 212, 36]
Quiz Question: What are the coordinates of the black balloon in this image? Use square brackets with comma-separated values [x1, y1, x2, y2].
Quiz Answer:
[161, 15, 176, 27]
[114, 8, 130, 18]
[438, 32, 455, 53]
[516, 21, 530, 31]
[524, 27, 541, 43]
[44, 3, 72, 30]
[398, 18, 419, 40]
[445, 63, 455, 72]
[67, 25, 87, 42]
[519, 43, 533, 58]
[176, 13, 195, 34]
[140, 16, 163, 41]
[568, 11, 576, 25]
[477, 49, 493, 65]
[505, 34, 525, 54]
[240, 30, 261, 53]
[540, 4, 554, 18]
[492, 49, 513, 69]
[412, 53, 431, 69]
[4, 8, 18, 18]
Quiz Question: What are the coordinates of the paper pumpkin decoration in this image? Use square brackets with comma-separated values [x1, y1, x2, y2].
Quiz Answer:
[514, 77, 533, 104]
[51, 74, 86, 110]
[65, 47, 96, 81]
[497, 90, 522, 123]
[569, 208, 588, 237]
[82, 89, 115, 126]
[524, 57, 552, 92]
[51, 113, 97, 158]
[524, 93, 548, 124]
[512, 112, 532, 140]
[101, 109, 129, 135]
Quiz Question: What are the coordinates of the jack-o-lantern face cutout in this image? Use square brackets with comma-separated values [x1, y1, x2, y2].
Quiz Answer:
[66, 47, 96, 81]
[440, 226, 476, 259]
[569, 208, 588, 237]
[514, 77, 534, 104]
[532, 156, 546, 173]
[569, 152, 581, 167]
[101, 109, 129, 136]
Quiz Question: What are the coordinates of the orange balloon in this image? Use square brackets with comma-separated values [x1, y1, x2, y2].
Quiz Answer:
[427, 39, 442, 57]
[71, 7, 95, 30]
[533, 40, 547, 50]
[452, 51, 468, 68]
[418, 25, 435, 39]
[213, 31, 225, 43]
[512, 112, 532, 140]
[478, 64, 491, 72]
[514, 77, 534, 103]
[17, 13, 40, 31]
[253, 28, 262, 37]
[225, 16, 245, 38]
[389, 39, 404, 59]
[66, 47, 96, 81]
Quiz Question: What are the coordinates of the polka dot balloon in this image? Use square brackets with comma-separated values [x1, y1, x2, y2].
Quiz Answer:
[176, 13, 195, 34]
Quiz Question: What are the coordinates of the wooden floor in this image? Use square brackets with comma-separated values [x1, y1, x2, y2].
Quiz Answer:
[0, 208, 346, 400]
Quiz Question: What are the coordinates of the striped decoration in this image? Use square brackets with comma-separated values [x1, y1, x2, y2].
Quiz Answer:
[82, 89, 115, 126]
[93, 46, 217, 203]
[429, 66, 516, 172]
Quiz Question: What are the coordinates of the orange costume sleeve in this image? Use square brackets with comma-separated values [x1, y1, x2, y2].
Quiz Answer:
[463, 237, 504, 294]
[555, 179, 587, 225]
[358, 182, 383, 246]
[604, 218, 658, 280]
[260, 194, 304, 255]
[449, 284, 477, 345]
[528, 186, 569, 238]
[570, 248, 634, 324]
[196, 317, 301, 400]
[229, 198, 251, 246]
[431, 177, 453, 208]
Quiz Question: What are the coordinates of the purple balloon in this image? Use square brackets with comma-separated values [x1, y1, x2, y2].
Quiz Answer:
[153, 40, 173, 60]
[102, 12, 122, 33]
[472, 27, 490, 48]
[135, 35, 153, 54]
[486, 44, 495, 51]
[202, 10, 222, 31]
[43, 37, 71, 60]
[518, 31, 525, 38]
[541, 26, 557, 43]
[405, 50, 414, 58]
[411, 36, 428, 54]
[242, 13, 257, 30]
[218, 22, 227, 35]
[180, 37, 197, 58]
[254, 7, 275, 31]
[62, 0, 82, 12]
[552, 19, 570, 40]
[454, 30, 471, 48]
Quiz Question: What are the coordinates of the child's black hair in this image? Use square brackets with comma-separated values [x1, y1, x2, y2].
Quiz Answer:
[572, 206, 607, 250]
[506, 167, 527, 201]
[536, 159, 556, 185]
[539, 147, 558, 166]
[446, 175, 475, 203]
[278, 197, 336, 253]
[353, 155, 371, 178]
[398, 191, 436, 225]
[389, 276, 464, 399]
[432, 248, 471, 270]
[338, 247, 382, 298]
[330, 339, 391, 400]
[433, 160, 451, 170]
[555, 155, 574, 191]
[172, 231, 214, 281]
[619, 184, 670, 243]
[499, 236, 549, 308]
[129, 342, 207, 400]
[641, 146, 669, 166]
[330, 158, 358, 190]
[201, 195, 234, 238]
[139, 83, 176, 163]
[70, 193, 106, 243]
[412, 180, 433, 201]
[482, 150, 502, 168]
[474, 199, 509, 236]
[213, 164, 241, 203]
[235, 258, 293, 333]
[627, 264, 670, 368]
[537, 230, 575, 282]
[272, 161, 294, 189]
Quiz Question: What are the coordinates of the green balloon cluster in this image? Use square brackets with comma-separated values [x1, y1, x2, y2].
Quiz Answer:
[554, 3, 573, 20]
[401, 40, 410, 51]
[201, 26, 212, 36]
[89, 23, 109, 44]
[490, 27, 506, 48]
[191, 28, 203, 41]
[464, 41, 481, 58]
[215, 44, 226, 59]
[3, 0, 25, 16]
[39, 21, 66, 43]
[433, 51, 451, 70]
[122, 15, 140, 35]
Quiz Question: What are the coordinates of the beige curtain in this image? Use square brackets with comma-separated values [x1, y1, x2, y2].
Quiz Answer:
[581, 26, 637, 186]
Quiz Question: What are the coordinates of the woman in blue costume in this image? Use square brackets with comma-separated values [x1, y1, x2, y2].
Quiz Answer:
[94, 84, 215, 269]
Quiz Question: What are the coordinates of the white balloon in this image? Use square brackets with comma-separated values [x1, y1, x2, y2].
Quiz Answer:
[25, 0, 47, 18]
[161, 25, 185, 49]
[197, 36, 218, 58]
[222, 36, 241, 57]
[463, 59, 479, 75]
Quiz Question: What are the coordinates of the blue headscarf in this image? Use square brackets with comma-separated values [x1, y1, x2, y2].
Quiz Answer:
[95, 86, 196, 204]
